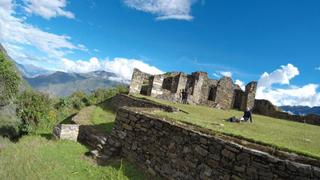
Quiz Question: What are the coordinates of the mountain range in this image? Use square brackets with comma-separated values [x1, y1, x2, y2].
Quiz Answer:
[15, 63, 53, 78]
[280, 106, 320, 116]
[23, 70, 127, 97]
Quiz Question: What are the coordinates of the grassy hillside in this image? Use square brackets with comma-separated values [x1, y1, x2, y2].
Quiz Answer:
[136, 95, 320, 159]
[0, 136, 147, 180]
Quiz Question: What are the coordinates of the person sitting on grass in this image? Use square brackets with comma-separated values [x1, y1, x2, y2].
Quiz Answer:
[241, 108, 253, 123]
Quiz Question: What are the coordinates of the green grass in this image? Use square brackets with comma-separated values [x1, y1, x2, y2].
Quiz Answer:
[71, 106, 116, 133]
[0, 136, 147, 180]
[90, 106, 116, 133]
[136, 95, 320, 159]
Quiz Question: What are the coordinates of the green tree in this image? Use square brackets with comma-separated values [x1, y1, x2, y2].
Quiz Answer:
[16, 90, 55, 133]
[0, 52, 21, 106]
[68, 91, 90, 110]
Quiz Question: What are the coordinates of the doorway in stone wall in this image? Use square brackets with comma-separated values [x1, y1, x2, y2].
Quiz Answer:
[139, 77, 151, 96]
[208, 86, 217, 101]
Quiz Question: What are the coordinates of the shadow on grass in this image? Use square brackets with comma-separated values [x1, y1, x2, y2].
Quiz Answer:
[91, 123, 115, 134]
[60, 113, 77, 124]
[0, 126, 20, 142]
[39, 133, 53, 140]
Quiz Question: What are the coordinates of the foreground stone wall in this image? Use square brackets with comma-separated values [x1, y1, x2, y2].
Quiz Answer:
[253, 99, 320, 126]
[111, 107, 320, 179]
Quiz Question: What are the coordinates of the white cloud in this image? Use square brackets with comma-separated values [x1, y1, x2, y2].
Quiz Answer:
[258, 64, 299, 88]
[220, 71, 232, 77]
[0, 0, 83, 60]
[235, 79, 245, 91]
[316, 67, 320, 71]
[256, 64, 320, 107]
[23, 0, 75, 19]
[62, 57, 164, 82]
[124, 0, 195, 21]
[0, 0, 12, 11]
[256, 84, 320, 107]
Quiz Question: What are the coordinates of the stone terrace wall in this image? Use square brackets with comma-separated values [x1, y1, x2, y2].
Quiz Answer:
[111, 107, 320, 179]
[102, 94, 178, 112]
[254, 99, 320, 126]
[78, 125, 121, 162]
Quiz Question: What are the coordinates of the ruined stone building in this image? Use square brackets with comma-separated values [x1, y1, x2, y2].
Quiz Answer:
[129, 68, 257, 110]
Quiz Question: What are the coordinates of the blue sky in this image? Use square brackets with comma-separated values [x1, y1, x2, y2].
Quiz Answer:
[1, 0, 320, 106]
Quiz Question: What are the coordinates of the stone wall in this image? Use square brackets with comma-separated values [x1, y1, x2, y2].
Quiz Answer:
[191, 72, 208, 104]
[241, 81, 258, 111]
[78, 125, 121, 163]
[110, 107, 320, 179]
[215, 77, 234, 109]
[128, 68, 258, 111]
[102, 94, 178, 112]
[253, 100, 320, 126]
[151, 75, 164, 97]
[129, 68, 151, 95]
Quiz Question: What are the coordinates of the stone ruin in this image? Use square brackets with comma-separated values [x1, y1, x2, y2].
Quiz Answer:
[129, 68, 258, 110]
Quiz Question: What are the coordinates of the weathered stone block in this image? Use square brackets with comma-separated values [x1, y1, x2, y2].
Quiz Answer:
[53, 124, 79, 141]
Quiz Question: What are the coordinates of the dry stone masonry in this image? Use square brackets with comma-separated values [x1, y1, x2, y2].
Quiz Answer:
[53, 94, 320, 179]
[111, 107, 320, 179]
[129, 68, 258, 110]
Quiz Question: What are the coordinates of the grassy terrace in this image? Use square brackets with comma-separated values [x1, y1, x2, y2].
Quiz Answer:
[71, 105, 116, 133]
[0, 105, 148, 179]
[135, 95, 320, 159]
[0, 136, 147, 180]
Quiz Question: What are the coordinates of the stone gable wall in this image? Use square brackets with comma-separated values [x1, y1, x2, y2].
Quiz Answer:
[253, 100, 320, 126]
[110, 107, 320, 179]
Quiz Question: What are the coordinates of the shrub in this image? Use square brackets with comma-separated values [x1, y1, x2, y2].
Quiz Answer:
[89, 85, 129, 104]
[68, 91, 90, 110]
[16, 90, 56, 134]
[0, 52, 21, 106]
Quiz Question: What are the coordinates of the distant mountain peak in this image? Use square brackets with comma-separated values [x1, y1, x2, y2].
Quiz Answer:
[280, 105, 320, 116]
[15, 63, 53, 78]
[24, 70, 125, 97]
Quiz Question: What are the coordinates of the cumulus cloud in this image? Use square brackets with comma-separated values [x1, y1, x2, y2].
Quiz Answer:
[0, 0, 83, 60]
[220, 71, 232, 77]
[258, 64, 299, 88]
[212, 71, 233, 78]
[62, 57, 164, 82]
[23, 0, 75, 19]
[124, 0, 195, 21]
[235, 79, 245, 91]
[256, 64, 320, 107]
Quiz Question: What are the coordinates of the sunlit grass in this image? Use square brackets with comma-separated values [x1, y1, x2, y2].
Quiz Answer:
[0, 136, 147, 180]
[135, 95, 320, 159]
